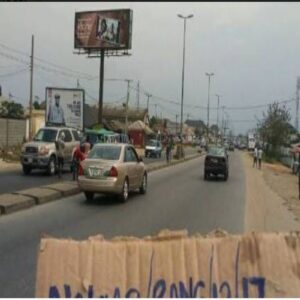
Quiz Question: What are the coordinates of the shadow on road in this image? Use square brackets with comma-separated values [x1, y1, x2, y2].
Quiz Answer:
[80, 192, 143, 207]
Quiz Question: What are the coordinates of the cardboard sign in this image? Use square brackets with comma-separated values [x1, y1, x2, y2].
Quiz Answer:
[35, 230, 300, 297]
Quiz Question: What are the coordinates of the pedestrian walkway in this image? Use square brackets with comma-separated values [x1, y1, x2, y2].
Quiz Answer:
[242, 152, 300, 232]
[0, 159, 20, 172]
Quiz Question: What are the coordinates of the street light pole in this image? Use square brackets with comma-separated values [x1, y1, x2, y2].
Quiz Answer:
[216, 94, 221, 138]
[178, 13, 193, 152]
[205, 72, 214, 142]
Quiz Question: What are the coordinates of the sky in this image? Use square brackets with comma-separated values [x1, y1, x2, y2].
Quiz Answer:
[0, 2, 299, 134]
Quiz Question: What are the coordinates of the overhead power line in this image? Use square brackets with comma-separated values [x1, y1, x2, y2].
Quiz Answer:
[0, 67, 28, 78]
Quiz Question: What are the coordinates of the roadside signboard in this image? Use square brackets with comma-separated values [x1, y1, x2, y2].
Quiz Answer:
[36, 230, 300, 297]
[45, 87, 85, 130]
[74, 9, 133, 50]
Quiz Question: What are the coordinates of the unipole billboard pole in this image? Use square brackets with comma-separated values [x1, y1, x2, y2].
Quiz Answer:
[29, 35, 34, 140]
[98, 49, 105, 126]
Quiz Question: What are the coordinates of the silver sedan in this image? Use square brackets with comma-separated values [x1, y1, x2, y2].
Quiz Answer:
[78, 143, 147, 202]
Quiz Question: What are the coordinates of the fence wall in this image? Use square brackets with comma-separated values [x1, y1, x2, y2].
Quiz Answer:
[0, 118, 27, 148]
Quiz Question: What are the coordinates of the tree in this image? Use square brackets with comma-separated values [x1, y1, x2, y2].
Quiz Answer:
[33, 100, 40, 110]
[0, 100, 24, 119]
[210, 124, 219, 135]
[258, 102, 291, 158]
[149, 116, 158, 128]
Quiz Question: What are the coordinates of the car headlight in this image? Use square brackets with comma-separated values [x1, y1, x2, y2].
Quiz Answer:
[39, 146, 49, 155]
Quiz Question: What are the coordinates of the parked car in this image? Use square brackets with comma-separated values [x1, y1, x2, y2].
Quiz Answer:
[78, 143, 147, 202]
[204, 146, 229, 181]
[20, 126, 80, 175]
[145, 139, 162, 158]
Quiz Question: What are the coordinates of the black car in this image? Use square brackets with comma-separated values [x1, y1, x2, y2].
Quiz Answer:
[204, 146, 229, 181]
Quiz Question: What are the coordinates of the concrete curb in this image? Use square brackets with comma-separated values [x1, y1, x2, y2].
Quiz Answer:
[0, 193, 35, 215]
[13, 188, 61, 205]
[0, 152, 204, 216]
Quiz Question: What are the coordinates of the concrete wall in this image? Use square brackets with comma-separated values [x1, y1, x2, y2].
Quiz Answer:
[0, 118, 26, 148]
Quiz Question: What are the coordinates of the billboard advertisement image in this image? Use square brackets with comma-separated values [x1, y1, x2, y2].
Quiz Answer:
[74, 9, 133, 50]
[45, 87, 84, 130]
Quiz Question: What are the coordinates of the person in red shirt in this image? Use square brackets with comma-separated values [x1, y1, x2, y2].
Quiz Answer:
[72, 143, 89, 180]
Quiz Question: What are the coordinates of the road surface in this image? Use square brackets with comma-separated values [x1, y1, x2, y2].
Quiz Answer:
[0, 147, 198, 194]
[0, 151, 245, 297]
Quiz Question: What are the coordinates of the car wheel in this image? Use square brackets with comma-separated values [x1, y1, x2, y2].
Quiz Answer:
[84, 191, 94, 202]
[22, 165, 31, 175]
[119, 178, 129, 203]
[139, 173, 147, 194]
[204, 171, 208, 180]
[224, 171, 228, 181]
[159, 152, 162, 158]
[47, 156, 56, 176]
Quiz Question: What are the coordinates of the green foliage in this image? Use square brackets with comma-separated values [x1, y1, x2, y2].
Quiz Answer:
[33, 100, 40, 110]
[258, 102, 291, 159]
[0, 100, 24, 118]
[149, 116, 158, 128]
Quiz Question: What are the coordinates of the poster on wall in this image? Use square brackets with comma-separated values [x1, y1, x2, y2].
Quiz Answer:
[45, 87, 84, 130]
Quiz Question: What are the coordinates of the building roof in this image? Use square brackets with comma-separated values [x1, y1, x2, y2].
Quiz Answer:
[128, 120, 154, 135]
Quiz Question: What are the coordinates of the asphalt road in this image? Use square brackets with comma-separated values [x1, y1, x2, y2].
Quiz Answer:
[0, 151, 245, 297]
[0, 147, 198, 194]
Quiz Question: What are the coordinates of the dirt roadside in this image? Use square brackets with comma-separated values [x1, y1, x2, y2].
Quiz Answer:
[242, 151, 300, 232]
[0, 159, 20, 172]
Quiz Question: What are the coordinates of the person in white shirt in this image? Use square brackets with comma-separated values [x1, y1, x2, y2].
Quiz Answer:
[253, 147, 258, 168]
[258, 147, 263, 169]
[47, 94, 65, 124]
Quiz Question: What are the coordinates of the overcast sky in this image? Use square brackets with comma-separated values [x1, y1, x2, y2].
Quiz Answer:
[0, 2, 299, 134]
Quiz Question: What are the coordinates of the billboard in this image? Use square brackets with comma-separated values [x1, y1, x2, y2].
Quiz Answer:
[74, 9, 133, 50]
[45, 87, 84, 130]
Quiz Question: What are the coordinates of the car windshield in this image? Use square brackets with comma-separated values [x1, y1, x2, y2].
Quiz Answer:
[88, 145, 121, 160]
[33, 129, 57, 142]
[208, 147, 225, 156]
[147, 140, 158, 147]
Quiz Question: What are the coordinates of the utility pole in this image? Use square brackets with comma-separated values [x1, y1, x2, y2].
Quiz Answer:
[146, 93, 151, 112]
[215, 94, 221, 131]
[175, 114, 178, 136]
[155, 104, 157, 119]
[98, 49, 105, 125]
[205, 72, 214, 141]
[124, 79, 132, 135]
[221, 106, 225, 142]
[77, 79, 80, 88]
[136, 80, 140, 110]
[29, 35, 34, 140]
[296, 77, 300, 132]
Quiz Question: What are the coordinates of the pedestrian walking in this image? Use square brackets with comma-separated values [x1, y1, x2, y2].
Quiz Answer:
[166, 136, 173, 163]
[253, 146, 258, 168]
[258, 147, 263, 169]
[55, 133, 65, 178]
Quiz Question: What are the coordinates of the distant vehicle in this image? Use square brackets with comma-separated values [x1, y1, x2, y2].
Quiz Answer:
[204, 146, 229, 181]
[239, 143, 247, 150]
[82, 129, 130, 148]
[145, 139, 162, 158]
[78, 143, 147, 202]
[228, 143, 235, 151]
[20, 126, 80, 175]
[248, 133, 256, 151]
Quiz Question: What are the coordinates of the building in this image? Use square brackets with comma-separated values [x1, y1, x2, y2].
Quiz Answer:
[128, 120, 153, 148]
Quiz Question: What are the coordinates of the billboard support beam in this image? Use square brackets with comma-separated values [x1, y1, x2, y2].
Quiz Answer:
[98, 49, 105, 125]
[29, 35, 34, 140]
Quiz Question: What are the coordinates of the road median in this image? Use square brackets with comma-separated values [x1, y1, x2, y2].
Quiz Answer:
[0, 152, 203, 216]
